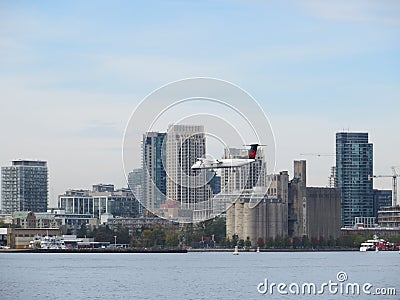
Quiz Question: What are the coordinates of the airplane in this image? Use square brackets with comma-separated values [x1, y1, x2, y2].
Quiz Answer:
[191, 144, 262, 170]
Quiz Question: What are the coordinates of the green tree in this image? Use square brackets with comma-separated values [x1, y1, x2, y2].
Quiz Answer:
[93, 226, 114, 243]
[150, 228, 166, 248]
[274, 235, 285, 248]
[77, 223, 88, 238]
[244, 236, 252, 248]
[336, 235, 354, 248]
[318, 236, 327, 248]
[231, 234, 239, 246]
[389, 235, 400, 243]
[165, 231, 179, 248]
[292, 236, 301, 249]
[302, 235, 310, 248]
[130, 236, 141, 248]
[183, 223, 202, 245]
[220, 237, 230, 248]
[238, 239, 245, 248]
[141, 229, 152, 248]
[265, 237, 274, 248]
[202, 217, 226, 244]
[116, 227, 131, 244]
[327, 235, 336, 247]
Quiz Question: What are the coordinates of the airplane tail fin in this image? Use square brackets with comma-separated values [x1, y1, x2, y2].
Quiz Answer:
[248, 144, 259, 159]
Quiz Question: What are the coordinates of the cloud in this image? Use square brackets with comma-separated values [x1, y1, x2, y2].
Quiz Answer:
[298, 0, 400, 25]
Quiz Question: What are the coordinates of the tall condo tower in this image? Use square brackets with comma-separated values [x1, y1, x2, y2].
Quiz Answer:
[1, 160, 48, 213]
[336, 132, 373, 227]
[142, 132, 167, 212]
[165, 124, 208, 211]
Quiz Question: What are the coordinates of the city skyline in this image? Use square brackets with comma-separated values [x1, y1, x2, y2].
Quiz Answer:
[1, 1, 399, 207]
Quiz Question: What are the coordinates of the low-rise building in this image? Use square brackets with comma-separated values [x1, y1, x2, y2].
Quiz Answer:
[0, 214, 12, 224]
[341, 227, 400, 237]
[11, 210, 98, 234]
[7, 228, 61, 249]
[0, 228, 7, 247]
[378, 206, 400, 228]
[58, 185, 140, 219]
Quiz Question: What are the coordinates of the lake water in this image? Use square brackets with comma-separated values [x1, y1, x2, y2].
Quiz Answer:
[0, 251, 399, 299]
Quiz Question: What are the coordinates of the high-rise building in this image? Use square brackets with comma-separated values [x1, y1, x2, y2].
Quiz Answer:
[128, 168, 144, 215]
[1, 160, 48, 213]
[165, 124, 208, 215]
[142, 132, 167, 212]
[128, 169, 143, 196]
[336, 132, 373, 227]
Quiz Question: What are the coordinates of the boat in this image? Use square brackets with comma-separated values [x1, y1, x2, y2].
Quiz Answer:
[359, 235, 395, 252]
[29, 235, 66, 250]
[256, 247, 260, 253]
[233, 245, 239, 255]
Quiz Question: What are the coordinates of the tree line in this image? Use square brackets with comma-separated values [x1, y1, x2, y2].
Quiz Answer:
[73, 217, 227, 249]
[50, 219, 400, 250]
[225, 234, 400, 249]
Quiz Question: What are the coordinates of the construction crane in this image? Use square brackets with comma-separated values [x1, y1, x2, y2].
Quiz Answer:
[369, 166, 400, 206]
[299, 153, 335, 157]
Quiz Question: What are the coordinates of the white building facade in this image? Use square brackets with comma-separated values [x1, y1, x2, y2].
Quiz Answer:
[165, 125, 212, 221]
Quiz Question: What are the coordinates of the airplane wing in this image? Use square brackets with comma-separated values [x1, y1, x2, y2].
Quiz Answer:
[191, 158, 255, 170]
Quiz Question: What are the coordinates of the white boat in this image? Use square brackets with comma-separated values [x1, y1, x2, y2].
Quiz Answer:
[360, 235, 392, 252]
[360, 241, 375, 252]
[29, 235, 66, 250]
[29, 235, 42, 249]
[233, 245, 239, 255]
[256, 247, 260, 253]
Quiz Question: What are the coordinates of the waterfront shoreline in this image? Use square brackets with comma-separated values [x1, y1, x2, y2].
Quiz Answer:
[188, 248, 360, 252]
[0, 248, 188, 253]
[0, 248, 363, 253]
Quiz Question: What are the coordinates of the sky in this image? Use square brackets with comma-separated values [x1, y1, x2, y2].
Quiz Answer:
[0, 0, 399, 207]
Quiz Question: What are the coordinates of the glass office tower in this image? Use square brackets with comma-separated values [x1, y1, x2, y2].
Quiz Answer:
[336, 132, 373, 227]
[142, 132, 167, 211]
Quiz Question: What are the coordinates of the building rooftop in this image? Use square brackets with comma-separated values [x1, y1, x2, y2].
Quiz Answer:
[11, 160, 47, 167]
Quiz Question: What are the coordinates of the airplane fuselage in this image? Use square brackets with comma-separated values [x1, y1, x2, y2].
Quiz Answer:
[191, 158, 255, 170]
